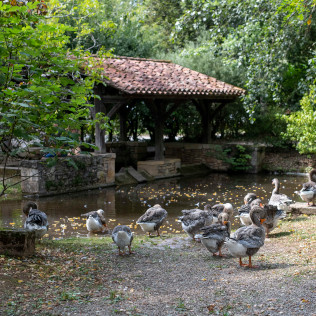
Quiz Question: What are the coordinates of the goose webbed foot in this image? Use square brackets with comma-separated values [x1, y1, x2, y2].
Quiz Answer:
[239, 258, 248, 267]
[218, 248, 225, 257]
[246, 256, 259, 268]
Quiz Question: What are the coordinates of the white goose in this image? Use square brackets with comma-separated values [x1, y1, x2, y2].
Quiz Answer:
[295, 169, 316, 206]
[269, 178, 292, 212]
[112, 225, 133, 255]
[23, 201, 49, 238]
[137, 204, 167, 236]
[225, 205, 266, 268]
[81, 209, 107, 233]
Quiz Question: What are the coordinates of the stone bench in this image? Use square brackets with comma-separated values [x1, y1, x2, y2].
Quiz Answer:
[0, 229, 35, 257]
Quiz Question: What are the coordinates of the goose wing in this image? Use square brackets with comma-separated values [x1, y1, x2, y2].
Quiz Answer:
[81, 210, 98, 218]
[26, 210, 48, 227]
[137, 206, 167, 224]
[269, 193, 292, 206]
[232, 225, 265, 248]
[238, 204, 251, 215]
[179, 210, 207, 227]
[201, 223, 229, 241]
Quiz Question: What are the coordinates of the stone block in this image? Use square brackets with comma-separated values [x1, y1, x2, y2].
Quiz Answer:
[137, 159, 181, 179]
[127, 166, 147, 183]
[0, 229, 35, 257]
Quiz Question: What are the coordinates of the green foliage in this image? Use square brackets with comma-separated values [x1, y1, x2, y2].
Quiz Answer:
[282, 85, 316, 153]
[0, 1, 108, 196]
[168, 0, 316, 136]
[223, 145, 252, 171]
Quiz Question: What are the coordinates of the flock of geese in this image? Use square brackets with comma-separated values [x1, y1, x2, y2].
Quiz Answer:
[22, 170, 316, 267]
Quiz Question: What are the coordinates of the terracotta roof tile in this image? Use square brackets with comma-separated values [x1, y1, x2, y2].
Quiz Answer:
[97, 57, 245, 97]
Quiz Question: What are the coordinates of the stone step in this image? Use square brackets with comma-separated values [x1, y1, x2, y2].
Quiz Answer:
[289, 202, 316, 215]
[127, 166, 147, 183]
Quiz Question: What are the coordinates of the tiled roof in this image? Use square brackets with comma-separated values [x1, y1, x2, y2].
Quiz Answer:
[98, 57, 245, 98]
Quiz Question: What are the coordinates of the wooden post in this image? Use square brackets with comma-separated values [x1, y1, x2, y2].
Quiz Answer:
[195, 101, 212, 144]
[146, 100, 180, 161]
[91, 97, 107, 153]
[154, 110, 165, 161]
[194, 100, 227, 143]
[119, 106, 131, 142]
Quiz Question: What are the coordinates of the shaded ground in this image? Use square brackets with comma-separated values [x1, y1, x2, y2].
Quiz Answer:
[0, 215, 315, 316]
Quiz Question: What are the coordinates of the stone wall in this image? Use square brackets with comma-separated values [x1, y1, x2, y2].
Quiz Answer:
[20, 153, 116, 196]
[165, 142, 316, 174]
[262, 148, 316, 173]
[165, 142, 265, 173]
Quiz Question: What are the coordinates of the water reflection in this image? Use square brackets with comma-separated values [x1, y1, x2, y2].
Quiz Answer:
[0, 173, 307, 239]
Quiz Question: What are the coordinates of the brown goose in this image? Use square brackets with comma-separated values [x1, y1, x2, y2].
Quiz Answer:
[112, 225, 133, 255]
[137, 204, 167, 236]
[237, 193, 261, 226]
[179, 208, 213, 240]
[23, 202, 49, 238]
[204, 203, 234, 223]
[225, 205, 266, 268]
[200, 212, 231, 257]
[261, 204, 286, 237]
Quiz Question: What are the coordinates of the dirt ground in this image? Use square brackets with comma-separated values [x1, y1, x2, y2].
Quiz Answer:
[0, 215, 315, 316]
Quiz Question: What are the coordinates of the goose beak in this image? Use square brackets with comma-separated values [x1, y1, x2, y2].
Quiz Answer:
[259, 203, 263, 207]
[260, 219, 266, 224]
[223, 221, 228, 225]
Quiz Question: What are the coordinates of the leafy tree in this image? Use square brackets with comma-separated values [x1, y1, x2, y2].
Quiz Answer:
[282, 85, 316, 153]
[0, 0, 107, 196]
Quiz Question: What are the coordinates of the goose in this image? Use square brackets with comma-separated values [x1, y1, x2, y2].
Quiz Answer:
[112, 225, 133, 255]
[137, 204, 167, 236]
[262, 204, 286, 237]
[237, 196, 262, 226]
[204, 203, 234, 223]
[22, 201, 49, 238]
[179, 208, 213, 241]
[225, 205, 266, 268]
[295, 169, 316, 206]
[269, 178, 292, 212]
[81, 209, 107, 233]
[200, 212, 231, 257]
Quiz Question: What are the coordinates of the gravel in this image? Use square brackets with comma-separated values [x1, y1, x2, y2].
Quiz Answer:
[0, 215, 315, 316]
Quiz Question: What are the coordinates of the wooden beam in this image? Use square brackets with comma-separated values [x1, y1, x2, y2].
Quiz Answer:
[106, 103, 124, 119]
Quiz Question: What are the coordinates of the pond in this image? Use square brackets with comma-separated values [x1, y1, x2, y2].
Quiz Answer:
[0, 172, 307, 239]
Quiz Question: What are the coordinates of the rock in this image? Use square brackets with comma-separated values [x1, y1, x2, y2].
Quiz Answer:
[0, 228, 35, 256]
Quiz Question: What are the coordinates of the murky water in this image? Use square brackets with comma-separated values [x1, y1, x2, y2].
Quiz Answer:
[0, 172, 307, 239]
